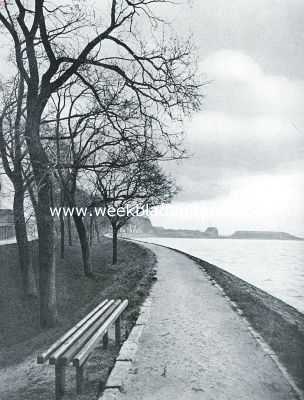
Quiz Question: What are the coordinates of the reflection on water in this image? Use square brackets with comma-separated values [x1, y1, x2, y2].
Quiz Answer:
[141, 237, 304, 313]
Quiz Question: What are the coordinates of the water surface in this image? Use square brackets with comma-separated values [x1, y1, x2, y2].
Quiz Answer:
[141, 237, 304, 313]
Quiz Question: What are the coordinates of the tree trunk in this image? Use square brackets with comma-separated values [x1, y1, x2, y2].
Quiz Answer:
[95, 219, 101, 242]
[60, 212, 65, 259]
[36, 176, 58, 328]
[112, 227, 118, 265]
[25, 107, 57, 328]
[60, 190, 65, 259]
[73, 214, 93, 276]
[13, 186, 38, 297]
[67, 214, 72, 246]
[89, 215, 94, 247]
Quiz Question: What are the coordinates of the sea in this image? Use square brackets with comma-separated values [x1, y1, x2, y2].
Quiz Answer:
[140, 237, 304, 314]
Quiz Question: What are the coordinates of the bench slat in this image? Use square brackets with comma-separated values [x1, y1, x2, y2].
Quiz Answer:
[49, 300, 115, 365]
[73, 299, 128, 367]
[37, 299, 109, 364]
[58, 300, 122, 365]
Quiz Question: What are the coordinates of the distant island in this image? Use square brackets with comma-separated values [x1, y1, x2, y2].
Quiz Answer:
[123, 217, 303, 241]
[230, 230, 302, 240]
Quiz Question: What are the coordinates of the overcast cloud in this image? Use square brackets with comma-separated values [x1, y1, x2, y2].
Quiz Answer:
[151, 0, 304, 235]
[0, 0, 303, 234]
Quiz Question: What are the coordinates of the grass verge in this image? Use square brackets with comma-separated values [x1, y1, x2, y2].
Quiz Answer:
[0, 237, 156, 400]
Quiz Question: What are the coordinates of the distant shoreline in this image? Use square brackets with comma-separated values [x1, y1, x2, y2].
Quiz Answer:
[123, 218, 303, 240]
[128, 232, 303, 241]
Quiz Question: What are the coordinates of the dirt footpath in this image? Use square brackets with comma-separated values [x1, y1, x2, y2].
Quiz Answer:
[118, 243, 298, 400]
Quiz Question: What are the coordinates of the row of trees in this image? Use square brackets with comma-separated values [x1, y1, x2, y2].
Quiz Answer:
[0, 0, 202, 328]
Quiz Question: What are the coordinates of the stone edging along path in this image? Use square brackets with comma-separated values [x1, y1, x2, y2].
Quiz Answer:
[99, 297, 152, 400]
[99, 240, 304, 400]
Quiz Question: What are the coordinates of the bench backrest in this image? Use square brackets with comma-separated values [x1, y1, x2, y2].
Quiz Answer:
[37, 299, 127, 365]
[74, 299, 128, 367]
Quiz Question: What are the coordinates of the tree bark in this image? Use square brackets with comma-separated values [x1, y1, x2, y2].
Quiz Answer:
[60, 189, 65, 259]
[73, 214, 93, 276]
[95, 218, 101, 243]
[89, 215, 94, 247]
[13, 185, 38, 297]
[25, 106, 58, 328]
[67, 214, 72, 246]
[36, 176, 58, 328]
[112, 226, 118, 265]
[60, 212, 65, 259]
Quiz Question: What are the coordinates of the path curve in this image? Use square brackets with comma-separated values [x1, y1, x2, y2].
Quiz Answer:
[118, 243, 297, 400]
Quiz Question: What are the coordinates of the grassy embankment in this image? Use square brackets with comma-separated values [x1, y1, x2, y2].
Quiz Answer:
[0, 237, 156, 400]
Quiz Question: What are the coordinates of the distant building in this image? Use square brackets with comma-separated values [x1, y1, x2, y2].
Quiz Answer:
[0, 209, 14, 225]
[0, 176, 13, 209]
[0, 209, 15, 240]
[204, 227, 219, 238]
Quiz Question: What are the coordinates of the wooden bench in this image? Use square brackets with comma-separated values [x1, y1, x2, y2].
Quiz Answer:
[37, 299, 128, 399]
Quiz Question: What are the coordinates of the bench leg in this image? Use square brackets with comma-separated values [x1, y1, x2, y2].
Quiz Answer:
[103, 332, 109, 349]
[76, 366, 84, 394]
[55, 365, 66, 400]
[115, 316, 121, 346]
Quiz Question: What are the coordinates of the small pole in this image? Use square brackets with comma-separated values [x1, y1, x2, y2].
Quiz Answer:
[55, 364, 66, 400]
[103, 332, 109, 349]
[76, 365, 84, 394]
[115, 317, 121, 346]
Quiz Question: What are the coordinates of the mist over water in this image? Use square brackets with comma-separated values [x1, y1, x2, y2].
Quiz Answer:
[141, 237, 304, 313]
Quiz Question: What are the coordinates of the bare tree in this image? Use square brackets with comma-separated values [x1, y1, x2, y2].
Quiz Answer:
[45, 81, 131, 276]
[94, 155, 177, 264]
[0, 0, 201, 327]
[0, 76, 38, 297]
[47, 77, 174, 275]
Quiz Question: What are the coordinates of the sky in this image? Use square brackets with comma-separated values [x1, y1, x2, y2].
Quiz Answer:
[150, 0, 304, 236]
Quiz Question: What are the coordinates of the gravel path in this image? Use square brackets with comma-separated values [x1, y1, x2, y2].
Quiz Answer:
[119, 243, 297, 400]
